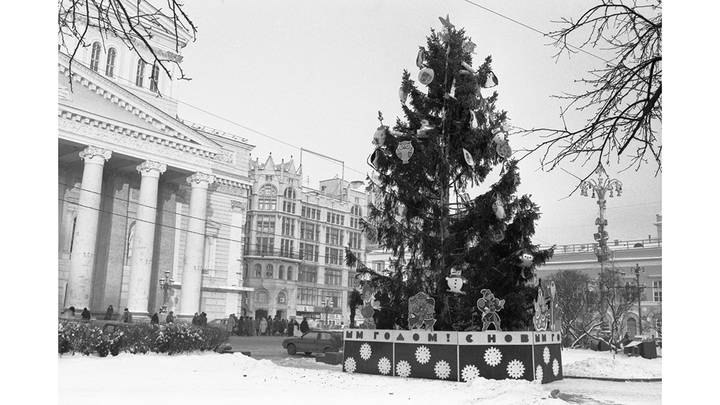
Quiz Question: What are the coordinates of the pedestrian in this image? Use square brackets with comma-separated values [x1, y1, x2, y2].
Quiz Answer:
[104, 305, 114, 320]
[150, 312, 159, 325]
[228, 313, 237, 335]
[192, 312, 199, 326]
[254, 317, 260, 336]
[81, 307, 91, 321]
[287, 318, 297, 336]
[166, 311, 175, 324]
[61, 306, 76, 319]
[300, 317, 309, 334]
[121, 308, 132, 323]
[200, 312, 208, 327]
[259, 317, 268, 336]
[281, 318, 288, 336]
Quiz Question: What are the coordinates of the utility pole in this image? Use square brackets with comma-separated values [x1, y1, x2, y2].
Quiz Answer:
[634, 264, 644, 336]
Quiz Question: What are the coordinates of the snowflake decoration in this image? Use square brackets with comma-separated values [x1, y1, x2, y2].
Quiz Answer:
[552, 359, 560, 376]
[461, 364, 480, 382]
[507, 359, 525, 379]
[434, 360, 451, 380]
[535, 365, 544, 383]
[396, 360, 412, 378]
[415, 346, 431, 364]
[344, 357, 357, 373]
[543, 347, 550, 364]
[378, 357, 391, 375]
[484, 347, 502, 367]
[359, 343, 372, 360]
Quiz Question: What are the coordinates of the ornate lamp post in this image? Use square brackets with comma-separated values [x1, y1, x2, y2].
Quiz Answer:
[159, 270, 174, 314]
[580, 164, 623, 274]
[320, 298, 332, 328]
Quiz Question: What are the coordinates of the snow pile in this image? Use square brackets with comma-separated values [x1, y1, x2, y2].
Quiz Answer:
[562, 348, 662, 379]
[59, 353, 565, 405]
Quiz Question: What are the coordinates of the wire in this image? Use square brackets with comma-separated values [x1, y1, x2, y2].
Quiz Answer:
[458, 0, 612, 63]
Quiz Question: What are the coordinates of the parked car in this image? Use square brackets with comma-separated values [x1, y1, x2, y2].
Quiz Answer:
[282, 330, 342, 355]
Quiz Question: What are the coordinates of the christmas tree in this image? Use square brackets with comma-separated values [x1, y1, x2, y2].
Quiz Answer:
[347, 16, 553, 331]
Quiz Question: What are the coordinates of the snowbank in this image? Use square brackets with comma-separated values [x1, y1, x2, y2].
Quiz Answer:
[59, 352, 565, 405]
[562, 348, 662, 379]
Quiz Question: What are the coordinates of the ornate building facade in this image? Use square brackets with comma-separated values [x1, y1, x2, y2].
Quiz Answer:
[243, 155, 367, 325]
[58, 5, 254, 320]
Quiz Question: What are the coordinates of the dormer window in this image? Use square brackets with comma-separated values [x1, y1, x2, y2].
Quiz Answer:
[149, 63, 160, 92]
[135, 59, 146, 87]
[105, 48, 117, 77]
[90, 42, 101, 72]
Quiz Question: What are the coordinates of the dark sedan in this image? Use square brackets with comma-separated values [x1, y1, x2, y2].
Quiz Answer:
[282, 330, 343, 355]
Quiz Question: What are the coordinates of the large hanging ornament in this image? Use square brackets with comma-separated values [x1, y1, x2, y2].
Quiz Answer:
[462, 39, 477, 54]
[373, 125, 387, 146]
[476, 289, 505, 331]
[418, 67, 435, 85]
[399, 87, 409, 104]
[417, 119, 433, 138]
[396, 141, 414, 164]
[480, 71, 499, 88]
[489, 227, 505, 243]
[492, 197, 505, 220]
[469, 111, 478, 129]
[462, 148, 475, 166]
[520, 252, 534, 268]
[369, 149, 382, 171]
[533, 287, 550, 332]
[408, 292, 437, 331]
[496, 140, 513, 159]
[416, 47, 427, 69]
[446, 267, 467, 295]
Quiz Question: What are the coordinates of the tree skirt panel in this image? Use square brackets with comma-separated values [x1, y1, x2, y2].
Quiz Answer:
[457, 332, 534, 382]
[532, 332, 563, 383]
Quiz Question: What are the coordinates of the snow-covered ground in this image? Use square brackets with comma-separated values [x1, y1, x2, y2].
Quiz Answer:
[59, 352, 567, 405]
[562, 348, 662, 379]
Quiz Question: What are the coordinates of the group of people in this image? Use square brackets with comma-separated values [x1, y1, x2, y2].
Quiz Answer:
[226, 314, 311, 337]
[191, 312, 208, 327]
[60, 305, 176, 325]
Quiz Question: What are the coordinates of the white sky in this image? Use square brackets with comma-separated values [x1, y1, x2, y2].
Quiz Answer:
[173, 0, 661, 245]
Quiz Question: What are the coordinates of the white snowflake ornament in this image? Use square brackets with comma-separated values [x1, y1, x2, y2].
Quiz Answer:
[461, 364, 480, 382]
[535, 365, 544, 383]
[378, 357, 391, 375]
[415, 346, 431, 364]
[396, 360, 412, 378]
[484, 347, 502, 367]
[359, 343, 372, 360]
[507, 359, 525, 379]
[344, 357, 357, 373]
[543, 347, 550, 364]
[434, 360, 451, 380]
[552, 359, 560, 376]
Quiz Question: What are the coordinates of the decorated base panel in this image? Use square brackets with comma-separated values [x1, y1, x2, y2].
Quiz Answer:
[343, 330, 563, 383]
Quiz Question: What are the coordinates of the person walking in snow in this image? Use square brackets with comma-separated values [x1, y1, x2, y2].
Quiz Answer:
[166, 311, 175, 324]
[104, 305, 114, 320]
[81, 307, 91, 321]
[121, 308, 132, 323]
[300, 317, 310, 334]
[150, 312, 159, 325]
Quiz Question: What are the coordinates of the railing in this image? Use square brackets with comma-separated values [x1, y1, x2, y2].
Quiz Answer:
[542, 238, 662, 254]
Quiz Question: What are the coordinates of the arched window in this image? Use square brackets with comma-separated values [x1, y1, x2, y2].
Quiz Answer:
[254, 263, 262, 278]
[283, 187, 296, 213]
[149, 63, 160, 92]
[277, 291, 287, 305]
[135, 59, 146, 87]
[265, 264, 274, 278]
[278, 265, 285, 280]
[90, 42, 101, 72]
[105, 48, 117, 77]
[258, 184, 277, 211]
[287, 266, 293, 281]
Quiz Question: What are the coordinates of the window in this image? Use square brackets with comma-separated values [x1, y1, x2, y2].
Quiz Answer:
[265, 175, 273, 181]
[254, 263, 262, 278]
[299, 242, 319, 262]
[283, 188, 296, 214]
[297, 287, 318, 305]
[325, 269, 342, 286]
[280, 239, 294, 258]
[301, 206, 320, 220]
[300, 222, 320, 242]
[256, 236, 274, 255]
[90, 42, 101, 71]
[281, 217, 295, 236]
[351, 204, 362, 216]
[653, 280, 662, 302]
[284, 188, 296, 199]
[135, 59, 146, 87]
[349, 232, 361, 249]
[298, 266, 317, 283]
[105, 48, 117, 77]
[265, 264, 274, 278]
[287, 266, 293, 280]
[149, 63, 160, 92]
[324, 247, 343, 266]
[325, 227, 343, 246]
[278, 265, 285, 280]
[256, 215, 275, 234]
[258, 185, 277, 211]
[319, 289, 342, 308]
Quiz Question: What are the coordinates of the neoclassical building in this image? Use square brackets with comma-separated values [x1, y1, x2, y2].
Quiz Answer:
[243, 155, 368, 325]
[58, 7, 254, 320]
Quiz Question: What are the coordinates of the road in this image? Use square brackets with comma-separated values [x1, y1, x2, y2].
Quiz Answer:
[225, 335, 661, 404]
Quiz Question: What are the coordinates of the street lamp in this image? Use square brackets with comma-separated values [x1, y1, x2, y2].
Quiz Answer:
[320, 298, 332, 328]
[159, 270, 174, 314]
[580, 164, 623, 273]
[633, 264, 645, 336]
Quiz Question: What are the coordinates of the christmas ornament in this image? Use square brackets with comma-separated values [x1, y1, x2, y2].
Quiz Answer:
[492, 197, 505, 220]
[417, 119, 433, 138]
[439, 14, 455, 31]
[480, 71, 499, 88]
[489, 227, 505, 243]
[520, 252, 534, 267]
[399, 87, 409, 104]
[408, 292, 437, 330]
[476, 289, 505, 331]
[371, 298, 381, 310]
[416, 47, 427, 69]
[496, 140, 512, 159]
[462, 148, 475, 166]
[469, 111, 478, 129]
[373, 125, 387, 146]
[533, 287, 550, 332]
[492, 131, 505, 145]
[369, 149, 382, 171]
[462, 39, 477, 54]
[396, 140, 414, 164]
[418, 67, 435, 85]
[446, 267, 467, 294]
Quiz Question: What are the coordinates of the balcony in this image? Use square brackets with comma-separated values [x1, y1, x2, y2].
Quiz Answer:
[244, 248, 300, 260]
[542, 238, 661, 255]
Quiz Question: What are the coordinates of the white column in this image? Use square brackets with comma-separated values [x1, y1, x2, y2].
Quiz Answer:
[66, 146, 112, 309]
[127, 160, 166, 315]
[179, 172, 215, 315]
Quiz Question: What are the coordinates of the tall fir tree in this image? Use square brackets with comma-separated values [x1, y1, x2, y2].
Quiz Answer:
[347, 17, 553, 331]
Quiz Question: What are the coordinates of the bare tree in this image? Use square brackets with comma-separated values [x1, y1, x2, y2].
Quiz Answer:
[58, 0, 197, 90]
[598, 268, 637, 352]
[523, 0, 662, 178]
[550, 271, 604, 348]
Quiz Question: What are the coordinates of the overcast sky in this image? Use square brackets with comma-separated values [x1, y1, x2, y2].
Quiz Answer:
[173, 0, 662, 246]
